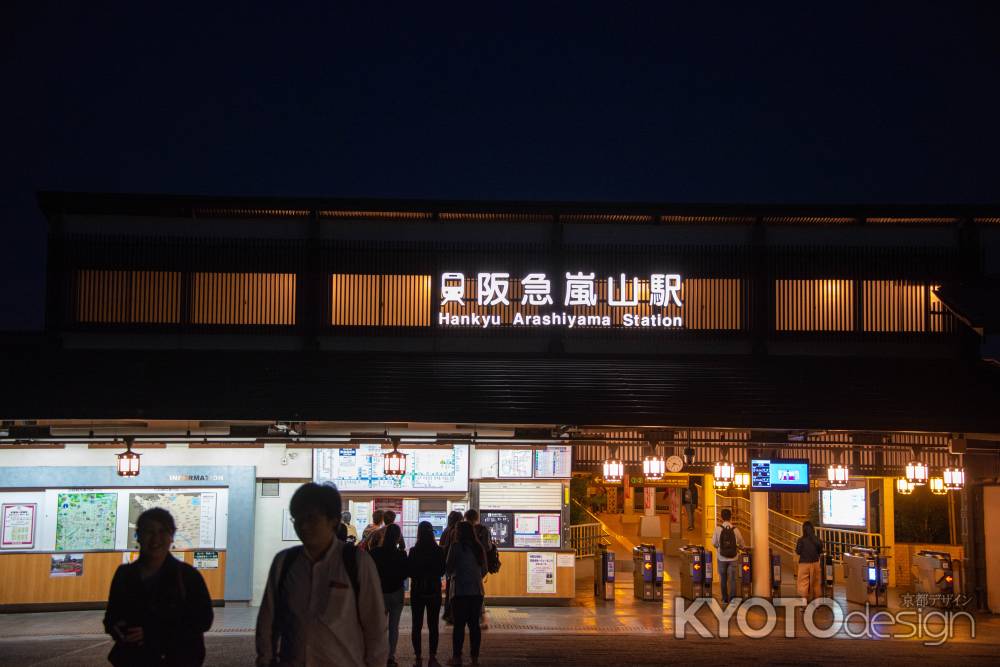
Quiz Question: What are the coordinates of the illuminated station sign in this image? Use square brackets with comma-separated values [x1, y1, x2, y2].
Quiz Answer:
[438, 271, 685, 329]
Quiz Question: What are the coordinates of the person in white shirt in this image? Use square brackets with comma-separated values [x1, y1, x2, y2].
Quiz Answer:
[711, 508, 746, 604]
[256, 483, 387, 667]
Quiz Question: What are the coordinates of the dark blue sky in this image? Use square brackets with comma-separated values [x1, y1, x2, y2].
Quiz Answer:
[3, 2, 999, 329]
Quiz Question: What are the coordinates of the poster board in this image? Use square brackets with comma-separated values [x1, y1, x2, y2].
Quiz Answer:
[480, 511, 514, 547]
[498, 450, 534, 478]
[533, 446, 572, 478]
[513, 512, 561, 548]
[526, 551, 557, 593]
[2, 503, 37, 549]
[0, 488, 229, 553]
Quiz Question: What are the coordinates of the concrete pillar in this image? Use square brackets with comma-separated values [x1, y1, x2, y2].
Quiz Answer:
[751, 491, 770, 597]
[702, 474, 716, 553]
[623, 474, 634, 515]
[643, 486, 656, 517]
[881, 476, 896, 587]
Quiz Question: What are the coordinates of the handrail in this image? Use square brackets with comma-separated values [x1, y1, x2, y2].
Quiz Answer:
[571, 498, 605, 525]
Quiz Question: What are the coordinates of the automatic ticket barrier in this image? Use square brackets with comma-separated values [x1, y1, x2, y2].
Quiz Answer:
[769, 549, 782, 597]
[821, 554, 835, 599]
[912, 550, 958, 601]
[679, 545, 713, 600]
[843, 546, 888, 606]
[632, 544, 663, 601]
[738, 548, 753, 599]
[734, 548, 780, 598]
[595, 544, 616, 601]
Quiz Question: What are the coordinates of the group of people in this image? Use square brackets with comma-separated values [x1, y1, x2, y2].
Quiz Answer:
[710, 507, 827, 604]
[103, 484, 497, 666]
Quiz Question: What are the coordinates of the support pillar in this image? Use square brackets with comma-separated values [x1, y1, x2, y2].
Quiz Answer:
[623, 474, 634, 516]
[751, 491, 770, 598]
[702, 474, 716, 553]
[881, 476, 896, 587]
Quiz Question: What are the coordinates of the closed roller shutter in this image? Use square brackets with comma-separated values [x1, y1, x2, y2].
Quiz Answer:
[479, 481, 562, 511]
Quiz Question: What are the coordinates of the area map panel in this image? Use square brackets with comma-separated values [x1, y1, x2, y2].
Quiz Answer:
[315, 445, 469, 492]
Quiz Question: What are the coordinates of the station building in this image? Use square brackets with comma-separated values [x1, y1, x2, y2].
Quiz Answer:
[1, 192, 999, 611]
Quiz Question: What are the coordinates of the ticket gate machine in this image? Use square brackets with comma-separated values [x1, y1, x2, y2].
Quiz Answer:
[821, 554, 835, 599]
[769, 549, 782, 598]
[594, 543, 616, 601]
[679, 545, 713, 600]
[911, 550, 958, 602]
[842, 546, 888, 606]
[735, 548, 780, 598]
[738, 548, 753, 598]
[632, 544, 663, 601]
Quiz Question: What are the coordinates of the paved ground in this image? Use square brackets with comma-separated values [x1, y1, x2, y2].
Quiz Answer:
[1, 572, 996, 666]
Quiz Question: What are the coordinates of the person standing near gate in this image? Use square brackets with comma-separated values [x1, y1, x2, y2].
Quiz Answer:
[795, 521, 824, 601]
[711, 508, 745, 604]
[682, 479, 699, 532]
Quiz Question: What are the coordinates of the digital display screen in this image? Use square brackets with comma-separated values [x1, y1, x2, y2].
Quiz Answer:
[820, 487, 866, 528]
[867, 566, 877, 582]
[314, 445, 470, 492]
[750, 459, 810, 492]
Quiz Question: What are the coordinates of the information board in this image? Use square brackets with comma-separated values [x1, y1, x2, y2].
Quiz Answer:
[418, 511, 449, 539]
[513, 511, 561, 548]
[498, 450, 534, 478]
[314, 445, 469, 492]
[533, 446, 572, 478]
[480, 511, 514, 547]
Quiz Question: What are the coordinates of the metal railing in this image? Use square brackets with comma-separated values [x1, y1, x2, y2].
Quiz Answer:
[715, 493, 880, 562]
[815, 526, 882, 561]
[569, 499, 611, 557]
[569, 522, 608, 557]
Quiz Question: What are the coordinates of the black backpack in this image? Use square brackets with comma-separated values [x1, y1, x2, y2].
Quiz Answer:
[486, 541, 502, 574]
[719, 525, 738, 558]
[475, 524, 501, 574]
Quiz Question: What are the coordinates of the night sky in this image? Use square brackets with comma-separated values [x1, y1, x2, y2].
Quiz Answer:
[2, 3, 999, 329]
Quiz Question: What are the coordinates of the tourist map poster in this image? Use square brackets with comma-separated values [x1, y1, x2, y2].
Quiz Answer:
[54, 493, 117, 551]
[128, 491, 218, 549]
[314, 445, 469, 492]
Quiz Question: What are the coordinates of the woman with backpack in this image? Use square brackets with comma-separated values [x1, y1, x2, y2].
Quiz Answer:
[445, 521, 488, 666]
[439, 510, 464, 624]
[795, 521, 825, 601]
[409, 521, 447, 666]
[371, 523, 409, 667]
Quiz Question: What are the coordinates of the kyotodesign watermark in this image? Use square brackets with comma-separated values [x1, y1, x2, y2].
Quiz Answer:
[674, 597, 976, 646]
